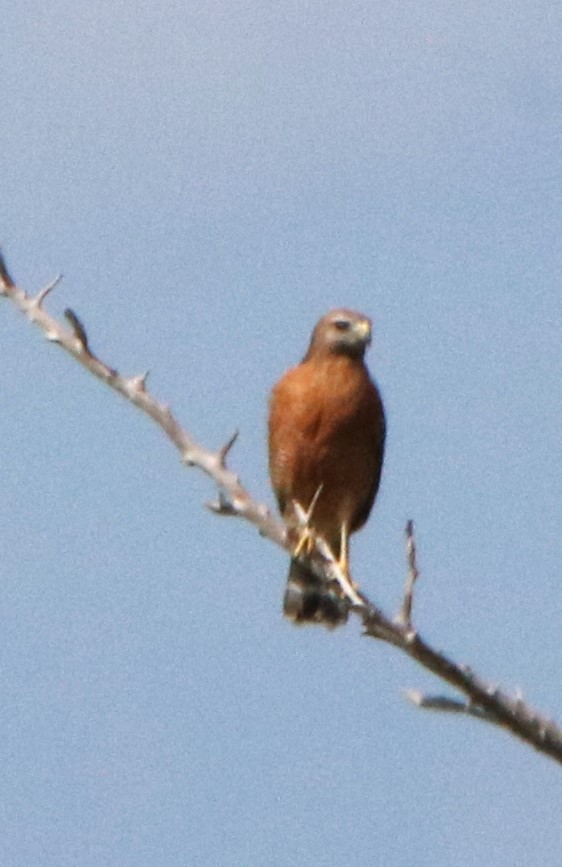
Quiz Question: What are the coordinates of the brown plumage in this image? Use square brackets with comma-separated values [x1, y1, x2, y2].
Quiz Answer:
[268, 309, 386, 626]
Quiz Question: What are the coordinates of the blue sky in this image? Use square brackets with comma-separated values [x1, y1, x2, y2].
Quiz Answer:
[2, 3, 562, 865]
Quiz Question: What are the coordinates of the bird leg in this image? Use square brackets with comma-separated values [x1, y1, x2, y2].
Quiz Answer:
[334, 520, 361, 597]
[336, 521, 359, 591]
[293, 498, 363, 609]
[314, 525, 363, 608]
[337, 521, 350, 578]
[292, 484, 324, 558]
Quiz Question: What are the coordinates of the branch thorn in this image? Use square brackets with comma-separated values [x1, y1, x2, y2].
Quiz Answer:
[128, 371, 150, 392]
[218, 429, 239, 466]
[33, 274, 63, 309]
[0, 252, 15, 289]
[206, 490, 237, 515]
[64, 308, 90, 352]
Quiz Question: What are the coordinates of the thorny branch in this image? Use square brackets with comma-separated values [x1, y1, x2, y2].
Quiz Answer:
[2, 253, 562, 767]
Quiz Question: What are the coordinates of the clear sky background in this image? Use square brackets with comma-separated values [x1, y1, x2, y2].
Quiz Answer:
[2, 3, 562, 865]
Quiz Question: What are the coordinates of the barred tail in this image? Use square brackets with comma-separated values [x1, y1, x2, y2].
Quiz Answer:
[283, 558, 349, 628]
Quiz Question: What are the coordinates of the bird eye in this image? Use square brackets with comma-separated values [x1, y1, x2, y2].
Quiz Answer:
[333, 319, 350, 331]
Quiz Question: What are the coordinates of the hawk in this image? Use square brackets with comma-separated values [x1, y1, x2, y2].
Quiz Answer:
[268, 309, 386, 626]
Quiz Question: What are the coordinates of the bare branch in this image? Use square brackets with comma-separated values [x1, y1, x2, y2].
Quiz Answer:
[2, 252, 562, 767]
[404, 690, 497, 722]
[396, 519, 419, 627]
[0, 253, 286, 549]
[361, 602, 562, 763]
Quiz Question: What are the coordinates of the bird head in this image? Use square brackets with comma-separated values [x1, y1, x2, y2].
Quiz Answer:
[304, 309, 372, 360]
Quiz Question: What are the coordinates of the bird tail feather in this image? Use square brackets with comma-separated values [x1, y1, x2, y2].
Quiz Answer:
[283, 558, 349, 628]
